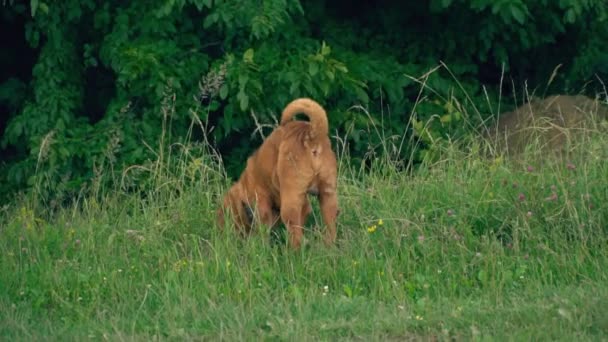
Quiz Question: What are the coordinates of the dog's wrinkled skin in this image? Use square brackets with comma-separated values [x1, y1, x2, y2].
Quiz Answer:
[217, 98, 339, 249]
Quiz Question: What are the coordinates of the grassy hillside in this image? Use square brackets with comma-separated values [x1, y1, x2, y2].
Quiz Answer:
[1, 107, 607, 340]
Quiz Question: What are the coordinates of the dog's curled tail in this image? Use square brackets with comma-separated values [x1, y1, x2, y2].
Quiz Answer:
[280, 98, 328, 139]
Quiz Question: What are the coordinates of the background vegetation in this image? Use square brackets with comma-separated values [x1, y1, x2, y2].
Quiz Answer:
[1, 1, 608, 339]
[1, 115, 607, 339]
[1, 0, 608, 204]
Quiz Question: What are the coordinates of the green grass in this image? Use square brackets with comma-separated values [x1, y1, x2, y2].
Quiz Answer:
[1, 123, 607, 340]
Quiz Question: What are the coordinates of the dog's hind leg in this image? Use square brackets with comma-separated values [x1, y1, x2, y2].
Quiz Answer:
[319, 188, 339, 246]
[279, 191, 307, 249]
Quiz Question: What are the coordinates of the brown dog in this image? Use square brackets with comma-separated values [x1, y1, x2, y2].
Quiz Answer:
[217, 98, 339, 249]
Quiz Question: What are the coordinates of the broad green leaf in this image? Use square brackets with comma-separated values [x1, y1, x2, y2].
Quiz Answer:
[203, 13, 218, 28]
[343, 285, 353, 298]
[239, 93, 249, 111]
[354, 87, 369, 103]
[321, 41, 331, 56]
[289, 82, 299, 94]
[564, 8, 576, 23]
[31, 0, 38, 17]
[334, 64, 348, 73]
[39, 2, 48, 14]
[510, 5, 525, 24]
[320, 81, 329, 95]
[491, 2, 502, 15]
[308, 62, 319, 76]
[243, 48, 254, 63]
[477, 270, 488, 285]
[238, 73, 249, 87]
[219, 84, 228, 99]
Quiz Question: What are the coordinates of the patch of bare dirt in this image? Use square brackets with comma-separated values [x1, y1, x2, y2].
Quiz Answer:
[488, 95, 608, 156]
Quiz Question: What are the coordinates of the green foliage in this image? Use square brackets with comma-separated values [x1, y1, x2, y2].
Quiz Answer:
[1, 0, 607, 202]
[1, 126, 607, 339]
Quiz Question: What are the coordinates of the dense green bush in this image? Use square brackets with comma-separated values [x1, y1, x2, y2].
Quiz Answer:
[1, 0, 607, 203]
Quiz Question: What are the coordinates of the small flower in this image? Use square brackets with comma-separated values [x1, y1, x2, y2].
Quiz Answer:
[378, 219, 384, 226]
[417, 235, 425, 243]
[74, 239, 81, 246]
[415, 315, 424, 321]
[526, 165, 534, 172]
[475, 252, 482, 257]
[518, 193, 526, 202]
[567, 162, 576, 170]
[447, 209, 454, 216]
[526, 211, 533, 218]
[367, 225, 377, 234]
[545, 193, 558, 201]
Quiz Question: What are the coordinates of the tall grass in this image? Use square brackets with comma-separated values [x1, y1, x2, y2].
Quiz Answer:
[1, 91, 607, 340]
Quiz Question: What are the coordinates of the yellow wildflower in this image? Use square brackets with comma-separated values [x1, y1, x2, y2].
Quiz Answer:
[367, 225, 377, 233]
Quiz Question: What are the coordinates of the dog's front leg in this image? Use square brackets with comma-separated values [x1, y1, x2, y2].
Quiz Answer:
[257, 196, 280, 228]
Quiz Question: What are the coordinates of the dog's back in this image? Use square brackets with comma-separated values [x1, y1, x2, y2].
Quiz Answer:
[218, 98, 338, 249]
